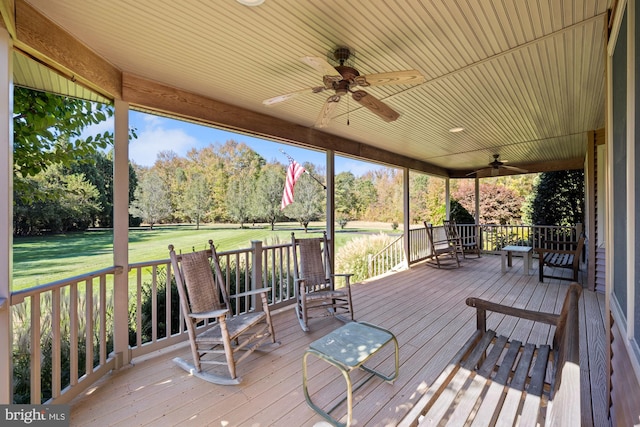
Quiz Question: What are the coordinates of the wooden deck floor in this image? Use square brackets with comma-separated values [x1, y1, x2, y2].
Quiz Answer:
[69, 255, 608, 426]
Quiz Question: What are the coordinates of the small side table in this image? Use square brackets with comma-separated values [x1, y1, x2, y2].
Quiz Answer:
[501, 245, 533, 275]
[302, 321, 399, 427]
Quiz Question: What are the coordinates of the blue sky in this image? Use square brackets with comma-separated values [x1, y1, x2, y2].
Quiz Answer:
[92, 110, 388, 176]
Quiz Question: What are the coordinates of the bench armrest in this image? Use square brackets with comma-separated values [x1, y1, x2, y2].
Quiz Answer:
[466, 297, 560, 332]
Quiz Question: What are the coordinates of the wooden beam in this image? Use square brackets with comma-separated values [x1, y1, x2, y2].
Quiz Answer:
[0, 0, 15, 37]
[13, 0, 121, 98]
[122, 72, 449, 177]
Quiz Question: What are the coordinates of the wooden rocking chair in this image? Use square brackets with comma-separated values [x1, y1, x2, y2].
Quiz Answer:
[291, 232, 354, 332]
[443, 219, 480, 259]
[425, 222, 460, 268]
[169, 241, 277, 385]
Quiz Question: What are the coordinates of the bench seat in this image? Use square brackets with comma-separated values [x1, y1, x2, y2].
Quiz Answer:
[398, 283, 582, 427]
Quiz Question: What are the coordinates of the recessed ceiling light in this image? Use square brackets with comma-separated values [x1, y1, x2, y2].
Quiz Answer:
[237, 0, 265, 6]
[449, 127, 464, 133]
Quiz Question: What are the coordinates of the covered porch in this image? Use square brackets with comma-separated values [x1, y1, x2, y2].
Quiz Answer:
[69, 255, 607, 427]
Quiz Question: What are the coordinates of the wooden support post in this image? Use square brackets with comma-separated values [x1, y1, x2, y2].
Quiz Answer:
[113, 99, 130, 368]
[0, 27, 12, 404]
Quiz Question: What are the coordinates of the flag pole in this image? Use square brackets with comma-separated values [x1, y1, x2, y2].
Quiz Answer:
[279, 149, 327, 190]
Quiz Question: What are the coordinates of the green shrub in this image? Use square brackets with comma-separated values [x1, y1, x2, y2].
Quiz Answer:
[335, 233, 393, 283]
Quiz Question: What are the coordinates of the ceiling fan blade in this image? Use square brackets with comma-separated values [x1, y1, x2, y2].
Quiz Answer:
[351, 90, 400, 122]
[263, 86, 326, 106]
[354, 70, 425, 87]
[301, 56, 341, 79]
[314, 95, 341, 128]
[502, 165, 529, 173]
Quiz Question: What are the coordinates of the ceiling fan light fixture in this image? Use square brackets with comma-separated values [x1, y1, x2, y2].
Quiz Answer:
[237, 0, 265, 6]
[449, 127, 464, 133]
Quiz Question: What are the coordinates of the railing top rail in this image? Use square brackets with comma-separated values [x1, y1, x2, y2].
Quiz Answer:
[11, 265, 123, 305]
[128, 259, 170, 269]
[371, 234, 404, 258]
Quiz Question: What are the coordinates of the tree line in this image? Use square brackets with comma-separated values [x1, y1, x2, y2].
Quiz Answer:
[12, 87, 584, 236]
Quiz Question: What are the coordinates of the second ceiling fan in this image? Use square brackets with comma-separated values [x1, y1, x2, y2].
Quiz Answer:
[263, 47, 425, 128]
[467, 154, 529, 177]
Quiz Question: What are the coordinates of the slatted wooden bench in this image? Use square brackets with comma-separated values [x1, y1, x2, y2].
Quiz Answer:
[398, 283, 582, 427]
[535, 236, 585, 283]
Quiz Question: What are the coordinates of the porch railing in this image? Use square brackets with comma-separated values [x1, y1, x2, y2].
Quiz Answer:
[9, 241, 297, 405]
[8, 223, 581, 405]
[367, 234, 405, 277]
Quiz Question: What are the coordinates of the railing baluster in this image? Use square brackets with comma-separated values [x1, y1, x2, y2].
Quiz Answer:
[85, 279, 93, 376]
[30, 295, 41, 404]
[165, 262, 172, 338]
[136, 266, 142, 348]
[70, 283, 78, 387]
[52, 288, 61, 399]
[151, 265, 158, 343]
[99, 275, 106, 366]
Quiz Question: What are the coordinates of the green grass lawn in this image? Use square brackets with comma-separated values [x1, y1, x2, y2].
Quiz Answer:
[12, 221, 397, 290]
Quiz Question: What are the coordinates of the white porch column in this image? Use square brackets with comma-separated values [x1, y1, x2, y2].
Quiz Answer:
[474, 177, 480, 224]
[445, 177, 451, 219]
[0, 27, 13, 404]
[326, 150, 335, 268]
[113, 99, 130, 367]
[403, 168, 410, 266]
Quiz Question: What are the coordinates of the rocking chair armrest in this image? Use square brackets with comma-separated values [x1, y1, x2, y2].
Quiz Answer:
[189, 308, 229, 319]
[231, 287, 272, 299]
[331, 273, 353, 287]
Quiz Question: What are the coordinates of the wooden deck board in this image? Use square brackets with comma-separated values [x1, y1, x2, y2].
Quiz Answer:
[69, 255, 607, 426]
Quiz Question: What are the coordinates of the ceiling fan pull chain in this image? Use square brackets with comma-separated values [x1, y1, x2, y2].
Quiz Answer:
[347, 95, 350, 126]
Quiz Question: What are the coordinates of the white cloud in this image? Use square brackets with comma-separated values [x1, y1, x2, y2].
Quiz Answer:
[129, 122, 199, 167]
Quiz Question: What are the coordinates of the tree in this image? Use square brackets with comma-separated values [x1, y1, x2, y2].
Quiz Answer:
[184, 145, 227, 221]
[525, 170, 584, 226]
[363, 168, 402, 222]
[13, 87, 115, 202]
[353, 178, 377, 219]
[226, 176, 254, 228]
[70, 150, 139, 227]
[251, 163, 285, 230]
[129, 171, 172, 229]
[13, 164, 101, 235]
[424, 176, 447, 225]
[284, 165, 325, 232]
[409, 173, 430, 223]
[453, 180, 524, 225]
[450, 199, 475, 223]
[181, 173, 211, 230]
[335, 172, 357, 219]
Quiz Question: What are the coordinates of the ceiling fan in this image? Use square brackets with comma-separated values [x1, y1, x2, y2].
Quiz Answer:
[467, 154, 529, 177]
[263, 47, 425, 128]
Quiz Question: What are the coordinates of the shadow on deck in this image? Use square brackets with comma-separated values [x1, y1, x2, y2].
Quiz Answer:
[69, 255, 607, 426]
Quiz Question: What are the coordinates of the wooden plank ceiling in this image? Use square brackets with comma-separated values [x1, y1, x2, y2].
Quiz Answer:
[13, 0, 609, 177]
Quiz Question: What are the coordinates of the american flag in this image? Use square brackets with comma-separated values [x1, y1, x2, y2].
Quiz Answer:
[281, 161, 305, 209]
